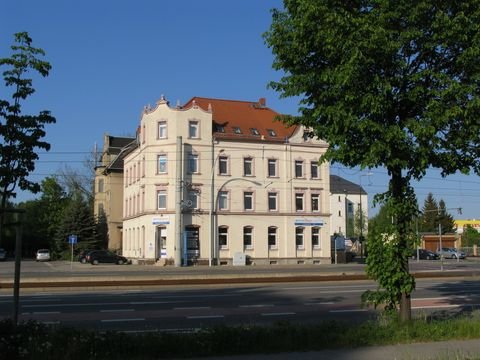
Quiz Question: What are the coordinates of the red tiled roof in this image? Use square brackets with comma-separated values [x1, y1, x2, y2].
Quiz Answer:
[182, 97, 298, 142]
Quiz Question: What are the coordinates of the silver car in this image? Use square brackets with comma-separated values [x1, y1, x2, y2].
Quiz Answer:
[36, 249, 51, 262]
[437, 247, 466, 259]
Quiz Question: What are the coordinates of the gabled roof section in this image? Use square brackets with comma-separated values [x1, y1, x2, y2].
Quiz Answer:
[106, 135, 135, 155]
[330, 175, 367, 195]
[182, 97, 297, 142]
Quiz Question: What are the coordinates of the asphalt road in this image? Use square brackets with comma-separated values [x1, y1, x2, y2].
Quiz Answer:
[2, 278, 480, 332]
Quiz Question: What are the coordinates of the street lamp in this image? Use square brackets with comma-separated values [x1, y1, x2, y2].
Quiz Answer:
[209, 149, 224, 266]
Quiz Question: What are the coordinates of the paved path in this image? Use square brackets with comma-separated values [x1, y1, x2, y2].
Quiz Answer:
[190, 339, 480, 360]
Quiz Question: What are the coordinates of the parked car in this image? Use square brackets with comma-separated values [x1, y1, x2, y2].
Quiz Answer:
[0, 248, 6, 261]
[86, 250, 128, 265]
[36, 249, 51, 262]
[78, 249, 92, 264]
[411, 249, 439, 260]
[436, 247, 466, 259]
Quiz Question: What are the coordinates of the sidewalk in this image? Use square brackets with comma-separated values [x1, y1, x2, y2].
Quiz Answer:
[190, 339, 480, 360]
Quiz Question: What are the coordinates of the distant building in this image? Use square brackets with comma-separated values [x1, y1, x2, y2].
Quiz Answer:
[329, 175, 368, 238]
[94, 134, 136, 251]
[454, 219, 480, 234]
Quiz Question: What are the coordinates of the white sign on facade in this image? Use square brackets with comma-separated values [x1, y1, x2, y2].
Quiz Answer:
[153, 216, 170, 225]
[294, 219, 324, 227]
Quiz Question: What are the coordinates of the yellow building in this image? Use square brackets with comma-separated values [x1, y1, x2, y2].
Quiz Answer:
[454, 220, 480, 234]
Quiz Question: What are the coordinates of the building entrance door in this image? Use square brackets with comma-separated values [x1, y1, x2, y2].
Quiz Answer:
[156, 226, 167, 259]
[185, 225, 200, 265]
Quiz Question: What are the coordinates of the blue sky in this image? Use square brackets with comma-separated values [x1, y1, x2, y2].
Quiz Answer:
[1, 0, 479, 220]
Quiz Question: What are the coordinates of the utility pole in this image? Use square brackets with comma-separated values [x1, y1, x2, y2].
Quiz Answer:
[174, 136, 183, 267]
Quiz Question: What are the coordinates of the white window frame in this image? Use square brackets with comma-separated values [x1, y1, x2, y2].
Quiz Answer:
[310, 161, 319, 179]
[157, 190, 167, 209]
[268, 192, 278, 211]
[312, 227, 320, 249]
[218, 191, 229, 210]
[244, 191, 254, 211]
[243, 157, 253, 176]
[219, 156, 229, 175]
[188, 153, 199, 174]
[218, 226, 228, 249]
[296, 227, 305, 249]
[268, 226, 278, 249]
[158, 121, 167, 139]
[243, 226, 254, 250]
[268, 159, 277, 177]
[157, 154, 167, 174]
[295, 193, 304, 212]
[189, 120, 199, 139]
[311, 193, 320, 212]
[295, 160, 304, 178]
[188, 190, 199, 209]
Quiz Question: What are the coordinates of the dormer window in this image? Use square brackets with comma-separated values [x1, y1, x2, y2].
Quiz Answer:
[267, 129, 277, 137]
[250, 128, 260, 136]
[214, 123, 225, 133]
[233, 127, 242, 134]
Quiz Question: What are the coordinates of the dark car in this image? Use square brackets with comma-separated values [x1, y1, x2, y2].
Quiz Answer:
[78, 249, 92, 264]
[411, 249, 439, 260]
[87, 250, 129, 265]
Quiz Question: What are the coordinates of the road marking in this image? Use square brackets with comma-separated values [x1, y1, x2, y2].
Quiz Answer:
[100, 309, 134, 313]
[412, 304, 460, 310]
[101, 318, 145, 323]
[187, 315, 224, 319]
[329, 309, 368, 313]
[261, 312, 296, 316]
[130, 301, 174, 305]
[174, 307, 211, 310]
[239, 304, 274, 308]
[305, 302, 335, 305]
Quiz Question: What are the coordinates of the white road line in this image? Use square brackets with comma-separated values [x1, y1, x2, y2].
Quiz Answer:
[412, 305, 460, 310]
[174, 307, 211, 310]
[261, 312, 296, 316]
[130, 301, 173, 305]
[305, 302, 335, 305]
[100, 309, 134, 313]
[187, 315, 224, 319]
[101, 318, 145, 323]
[329, 309, 368, 313]
[239, 304, 274, 308]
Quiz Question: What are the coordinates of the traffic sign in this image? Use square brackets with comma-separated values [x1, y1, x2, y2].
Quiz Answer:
[68, 235, 77, 244]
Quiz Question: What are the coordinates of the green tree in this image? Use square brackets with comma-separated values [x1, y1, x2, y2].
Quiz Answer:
[0, 32, 55, 246]
[462, 225, 480, 247]
[419, 194, 455, 233]
[264, 0, 480, 321]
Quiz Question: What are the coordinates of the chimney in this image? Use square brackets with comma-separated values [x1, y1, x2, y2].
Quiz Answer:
[259, 97, 266, 107]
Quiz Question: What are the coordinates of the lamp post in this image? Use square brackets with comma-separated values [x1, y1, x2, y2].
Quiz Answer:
[209, 149, 224, 266]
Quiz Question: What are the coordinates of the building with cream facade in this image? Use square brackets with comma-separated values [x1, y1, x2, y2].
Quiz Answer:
[122, 96, 331, 265]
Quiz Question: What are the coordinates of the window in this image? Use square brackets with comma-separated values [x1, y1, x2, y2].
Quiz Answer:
[268, 192, 278, 211]
[158, 121, 167, 139]
[98, 203, 104, 215]
[244, 191, 254, 211]
[189, 120, 199, 138]
[268, 226, 277, 249]
[243, 226, 253, 249]
[218, 191, 228, 210]
[311, 194, 320, 212]
[98, 179, 104, 193]
[295, 193, 304, 211]
[214, 123, 225, 133]
[157, 154, 167, 173]
[250, 128, 259, 136]
[295, 160, 304, 178]
[296, 227, 305, 249]
[219, 156, 228, 175]
[244, 157, 253, 176]
[267, 129, 277, 137]
[233, 127, 242, 134]
[188, 190, 199, 209]
[311, 161, 319, 179]
[188, 153, 199, 174]
[312, 227, 320, 248]
[268, 159, 277, 177]
[219, 226, 228, 249]
[157, 190, 167, 209]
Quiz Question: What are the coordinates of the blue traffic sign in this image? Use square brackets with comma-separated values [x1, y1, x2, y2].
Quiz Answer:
[68, 235, 77, 244]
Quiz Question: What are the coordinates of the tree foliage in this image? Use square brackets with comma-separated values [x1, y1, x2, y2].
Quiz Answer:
[419, 193, 455, 233]
[0, 32, 55, 245]
[462, 225, 480, 247]
[264, 0, 480, 320]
